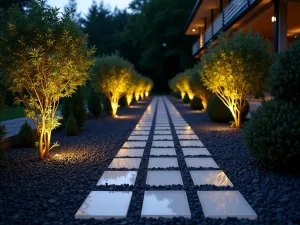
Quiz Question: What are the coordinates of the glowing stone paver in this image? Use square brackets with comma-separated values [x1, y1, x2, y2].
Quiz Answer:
[197, 191, 257, 219]
[131, 131, 150, 136]
[109, 158, 141, 169]
[148, 157, 179, 168]
[141, 191, 191, 218]
[153, 135, 173, 140]
[122, 141, 147, 148]
[152, 141, 174, 147]
[115, 149, 144, 157]
[190, 170, 233, 186]
[146, 171, 183, 185]
[154, 130, 172, 135]
[150, 148, 176, 156]
[185, 158, 219, 168]
[97, 171, 138, 185]
[128, 136, 149, 141]
[182, 148, 211, 156]
[75, 191, 132, 219]
[180, 140, 204, 147]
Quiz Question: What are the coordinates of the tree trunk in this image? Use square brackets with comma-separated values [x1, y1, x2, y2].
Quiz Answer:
[202, 99, 208, 111]
[126, 95, 132, 106]
[181, 92, 185, 100]
[111, 98, 118, 117]
[39, 133, 45, 160]
[235, 111, 241, 128]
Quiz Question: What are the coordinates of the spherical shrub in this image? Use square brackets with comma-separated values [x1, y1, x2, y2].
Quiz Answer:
[183, 94, 190, 103]
[17, 122, 35, 147]
[207, 95, 249, 123]
[190, 96, 203, 110]
[88, 89, 102, 117]
[118, 95, 128, 107]
[66, 114, 79, 136]
[244, 100, 300, 169]
[268, 39, 300, 104]
[62, 89, 86, 128]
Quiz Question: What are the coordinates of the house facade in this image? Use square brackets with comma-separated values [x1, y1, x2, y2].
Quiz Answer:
[185, 0, 300, 58]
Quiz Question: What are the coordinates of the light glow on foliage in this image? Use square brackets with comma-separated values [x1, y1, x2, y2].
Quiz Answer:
[0, 1, 94, 159]
[200, 30, 272, 128]
[92, 54, 135, 117]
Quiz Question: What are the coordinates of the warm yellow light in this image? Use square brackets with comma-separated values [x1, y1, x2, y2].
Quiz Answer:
[115, 115, 119, 118]
[54, 154, 59, 157]
[271, 16, 276, 23]
[192, 28, 196, 32]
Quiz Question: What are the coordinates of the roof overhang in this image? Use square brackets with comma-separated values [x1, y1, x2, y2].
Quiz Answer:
[185, 0, 220, 35]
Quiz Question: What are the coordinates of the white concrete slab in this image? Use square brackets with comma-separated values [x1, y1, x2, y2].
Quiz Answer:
[180, 140, 204, 147]
[134, 127, 151, 131]
[123, 141, 147, 148]
[150, 148, 176, 156]
[153, 135, 173, 140]
[177, 135, 199, 140]
[141, 191, 191, 218]
[128, 136, 149, 141]
[185, 158, 219, 168]
[108, 158, 141, 169]
[115, 149, 144, 157]
[154, 130, 172, 135]
[131, 131, 150, 136]
[75, 191, 132, 219]
[146, 171, 183, 186]
[155, 127, 171, 130]
[190, 170, 233, 187]
[148, 157, 179, 168]
[197, 191, 257, 219]
[182, 148, 211, 156]
[152, 141, 174, 147]
[97, 171, 138, 185]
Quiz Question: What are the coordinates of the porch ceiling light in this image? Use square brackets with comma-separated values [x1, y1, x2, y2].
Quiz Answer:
[271, 16, 276, 23]
[192, 28, 196, 32]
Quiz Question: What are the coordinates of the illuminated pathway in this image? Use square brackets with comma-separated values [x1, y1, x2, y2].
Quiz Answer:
[75, 96, 257, 220]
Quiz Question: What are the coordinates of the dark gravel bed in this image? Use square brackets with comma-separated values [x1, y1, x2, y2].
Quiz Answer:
[169, 96, 300, 225]
[1, 96, 299, 225]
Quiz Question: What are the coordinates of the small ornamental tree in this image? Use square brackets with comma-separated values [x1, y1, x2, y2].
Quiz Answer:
[200, 30, 272, 128]
[144, 77, 153, 97]
[0, 1, 94, 159]
[125, 74, 138, 106]
[189, 67, 212, 111]
[134, 75, 146, 101]
[92, 54, 135, 117]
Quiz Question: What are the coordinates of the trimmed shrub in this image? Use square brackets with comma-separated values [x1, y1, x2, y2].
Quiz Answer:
[190, 96, 203, 110]
[17, 122, 35, 147]
[62, 89, 86, 128]
[0, 124, 5, 160]
[268, 39, 300, 104]
[66, 114, 79, 136]
[207, 95, 249, 123]
[0, 91, 5, 110]
[183, 94, 190, 103]
[118, 95, 128, 107]
[0, 124, 5, 139]
[88, 89, 102, 117]
[244, 100, 300, 169]
[101, 94, 112, 112]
